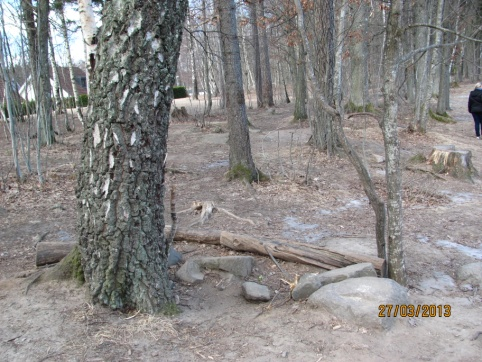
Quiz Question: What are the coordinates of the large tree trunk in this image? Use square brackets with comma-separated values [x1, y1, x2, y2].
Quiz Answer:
[77, 0, 188, 313]
[215, 0, 258, 182]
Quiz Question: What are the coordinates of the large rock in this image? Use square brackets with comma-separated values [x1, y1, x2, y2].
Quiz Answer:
[308, 277, 409, 330]
[242, 282, 271, 302]
[176, 256, 254, 284]
[456, 262, 482, 291]
[292, 263, 377, 300]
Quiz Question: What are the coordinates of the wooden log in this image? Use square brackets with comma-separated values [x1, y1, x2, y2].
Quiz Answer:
[220, 231, 385, 272]
[35, 229, 385, 272]
[36, 242, 77, 267]
[35, 227, 221, 266]
[428, 145, 478, 181]
[165, 226, 221, 244]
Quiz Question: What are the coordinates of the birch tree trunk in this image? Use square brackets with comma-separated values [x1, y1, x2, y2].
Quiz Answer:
[214, 0, 258, 181]
[77, 0, 97, 93]
[58, 3, 84, 125]
[77, 0, 188, 313]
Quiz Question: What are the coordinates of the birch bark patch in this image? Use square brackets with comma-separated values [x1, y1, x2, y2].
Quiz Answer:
[93, 123, 101, 147]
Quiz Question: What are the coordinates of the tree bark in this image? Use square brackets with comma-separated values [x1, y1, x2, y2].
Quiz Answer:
[202, 0, 212, 116]
[249, 1, 263, 108]
[58, 4, 84, 125]
[215, 0, 258, 181]
[348, 0, 369, 110]
[37, 0, 55, 146]
[259, 0, 274, 107]
[380, 0, 407, 285]
[77, 0, 188, 313]
[77, 0, 97, 93]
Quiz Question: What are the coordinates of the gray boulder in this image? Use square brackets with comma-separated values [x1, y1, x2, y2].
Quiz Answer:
[242, 282, 271, 302]
[456, 262, 482, 291]
[168, 247, 183, 266]
[292, 263, 377, 300]
[308, 277, 409, 330]
[176, 256, 254, 284]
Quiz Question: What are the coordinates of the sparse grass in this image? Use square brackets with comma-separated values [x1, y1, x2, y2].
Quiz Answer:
[408, 153, 427, 164]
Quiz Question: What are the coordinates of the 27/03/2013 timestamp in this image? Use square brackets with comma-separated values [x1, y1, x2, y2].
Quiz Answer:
[378, 304, 451, 318]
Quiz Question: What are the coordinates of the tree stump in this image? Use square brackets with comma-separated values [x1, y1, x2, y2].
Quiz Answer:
[428, 145, 478, 181]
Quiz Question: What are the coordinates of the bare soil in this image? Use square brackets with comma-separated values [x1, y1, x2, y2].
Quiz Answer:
[1, 84, 482, 362]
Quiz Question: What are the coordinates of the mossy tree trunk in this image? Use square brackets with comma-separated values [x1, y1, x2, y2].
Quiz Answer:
[77, 0, 188, 313]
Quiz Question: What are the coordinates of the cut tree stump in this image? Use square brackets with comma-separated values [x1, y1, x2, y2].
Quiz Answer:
[428, 145, 478, 181]
[35, 228, 385, 273]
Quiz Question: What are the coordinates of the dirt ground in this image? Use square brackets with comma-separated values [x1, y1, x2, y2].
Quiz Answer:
[1, 84, 482, 362]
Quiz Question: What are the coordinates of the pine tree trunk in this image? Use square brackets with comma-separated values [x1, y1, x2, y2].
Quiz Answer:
[77, 0, 188, 313]
[214, 0, 257, 181]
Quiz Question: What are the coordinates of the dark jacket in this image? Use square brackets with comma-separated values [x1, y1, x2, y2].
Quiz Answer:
[468, 88, 482, 113]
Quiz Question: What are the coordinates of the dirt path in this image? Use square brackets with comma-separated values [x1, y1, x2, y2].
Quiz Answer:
[1, 84, 481, 361]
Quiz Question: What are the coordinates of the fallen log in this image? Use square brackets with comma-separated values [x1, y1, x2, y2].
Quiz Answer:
[220, 231, 385, 273]
[35, 228, 385, 272]
[36, 242, 77, 267]
[165, 226, 222, 244]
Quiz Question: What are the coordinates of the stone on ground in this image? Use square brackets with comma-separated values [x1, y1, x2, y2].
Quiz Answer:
[292, 263, 377, 300]
[307, 277, 409, 330]
[176, 256, 254, 284]
[456, 262, 482, 292]
[242, 282, 271, 302]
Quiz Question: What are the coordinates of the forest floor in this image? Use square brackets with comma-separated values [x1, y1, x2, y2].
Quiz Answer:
[1, 83, 482, 361]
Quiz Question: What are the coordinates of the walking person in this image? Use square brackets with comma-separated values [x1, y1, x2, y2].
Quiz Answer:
[468, 82, 482, 139]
